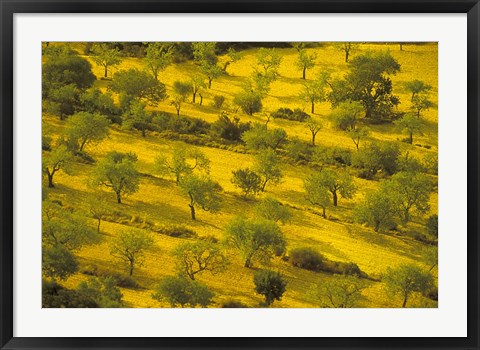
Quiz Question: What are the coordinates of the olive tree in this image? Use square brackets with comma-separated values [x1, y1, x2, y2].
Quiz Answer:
[404, 80, 431, 102]
[254, 197, 292, 224]
[231, 168, 262, 198]
[63, 112, 110, 154]
[383, 264, 434, 307]
[225, 217, 286, 268]
[299, 78, 327, 114]
[170, 81, 191, 116]
[311, 168, 356, 207]
[305, 117, 323, 146]
[304, 172, 331, 218]
[254, 148, 283, 191]
[294, 44, 316, 79]
[122, 100, 153, 137]
[179, 175, 222, 220]
[173, 240, 229, 280]
[92, 43, 122, 78]
[91, 152, 140, 204]
[110, 229, 154, 276]
[354, 187, 399, 232]
[42, 145, 72, 188]
[42, 245, 78, 281]
[394, 113, 422, 144]
[144, 42, 174, 81]
[155, 145, 210, 184]
[317, 274, 367, 308]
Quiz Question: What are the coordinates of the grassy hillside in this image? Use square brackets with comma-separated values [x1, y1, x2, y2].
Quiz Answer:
[42, 42, 438, 308]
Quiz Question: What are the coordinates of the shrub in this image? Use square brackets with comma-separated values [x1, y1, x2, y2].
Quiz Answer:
[271, 107, 310, 122]
[155, 224, 198, 238]
[289, 247, 325, 271]
[211, 113, 251, 142]
[152, 276, 214, 308]
[152, 112, 210, 135]
[253, 270, 287, 306]
[42, 280, 98, 308]
[286, 139, 313, 163]
[426, 214, 438, 238]
[221, 300, 249, 308]
[212, 95, 226, 109]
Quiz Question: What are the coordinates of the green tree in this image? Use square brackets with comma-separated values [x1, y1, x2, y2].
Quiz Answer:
[234, 89, 263, 116]
[311, 168, 356, 207]
[426, 214, 438, 238]
[336, 42, 357, 63]
[77, 276, 123, 307]
[42, 200, 100, 250]
[144, 42, 174, 80]
[42, 245, 78, 281]
[63, 112, 110, 154]
[347, 127, 370, 150]
[411, 94, 434, 118]
[122, 100, 152, 137]
[231, 168, 262, 198]
[192, 42, 222, 88]
[152, 276, 214, 308]
[254, 197, 292, 224]
[91, 152, 140, 204]
[42, 55, 96, 94]
[242, 124, 287, 151]
[220, 47, 240, 73]
[171, 81, 191, 116]
[92, 43, 122, 78]
[317, 274, 366, 308]
[155, 145, 210, 184]
[254, 148, 283, 191]
[395, 113, 422, 144]
[211, 112, 251, 141]
[42, 145, 72, 188]
[109, 69, 167, 109]
[354, 187, 399, 232]
[79, 88, 119, 118]
[387, 171, 434, 223]
[225, 217, 286, 268]
[329, 100, 364, 131]
[86, 197, 112, 233]
[295, 45, 316, 79]
[43, 84, 79, 119]
[179, 175, 222, 220]
[191, 74, 206, 104]
[304, 172, 331, 218]
[305, 117, 323, 146]
[299, 78, 327, 114]
[329, 52, 400, 119]
[352, 141, 400, 179]
[383, 264, 434, 307]
[173, 240, 228, 280]
[404, 79, 431, 102]
[110, 229, 154, 276]
[255, 48, 282, 81]
[253, 269, 287, 306]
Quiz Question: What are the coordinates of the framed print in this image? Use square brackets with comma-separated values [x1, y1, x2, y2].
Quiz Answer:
[1, 0, 479, 349]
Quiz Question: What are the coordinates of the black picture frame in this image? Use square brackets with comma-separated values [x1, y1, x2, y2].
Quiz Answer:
[1, 1, 479, 349]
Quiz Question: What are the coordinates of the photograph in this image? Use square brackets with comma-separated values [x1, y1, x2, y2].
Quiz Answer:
[41, 41, 438, 309]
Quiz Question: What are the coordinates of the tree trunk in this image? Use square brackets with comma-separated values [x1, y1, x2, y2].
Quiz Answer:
[409, 131, 413, 144]
[116, 191, 122, 204]
[104, 65, 108, 78]
[402, 294, 408, 308]
[332, 191, 338, 206]
[208, 78, 212, 89]
[302, 67, 306, 80]
[244, 256, 252, 268]
[141, 128, 146, 137]
[322, 207, 326, 219]
[189, 204, 196, 220]
[47, 172, 54, 188]
[97, 219, 101, 233]
[400, 43, 403, 51]
[176, 106, 180, 116]
[199, 94, 203, 106]
[365, 107, 372, 119]
[311, 133, 316, 146]
[129, 261, 134, 276]
[192, 91, 196, 103]
[374, 221, 380, 232]
[345, 51, 349, 63]
[311, 102, 315, 114]
[261, 179, 268, 192]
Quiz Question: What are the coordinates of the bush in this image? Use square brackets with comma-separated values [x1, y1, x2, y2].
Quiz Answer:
[234, 92, 262, 116]
[313, 146, 352, 167]
[221, 300, 249, 308]
[426, 215, 438, 238]
[272, 107, 310, 122]
[42, 280, 98, 308]
[152, 276, 214, 308]
[155, 224, 198, 238]
[152, 112, 210, 135]
[210, 113, 251, 142]
[286, 139, 313, 163]
[352, 141, 400, 179]
[289, 247, 325, 271]
[253, 270, 287, 306]
[212, 95, 226, 109]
